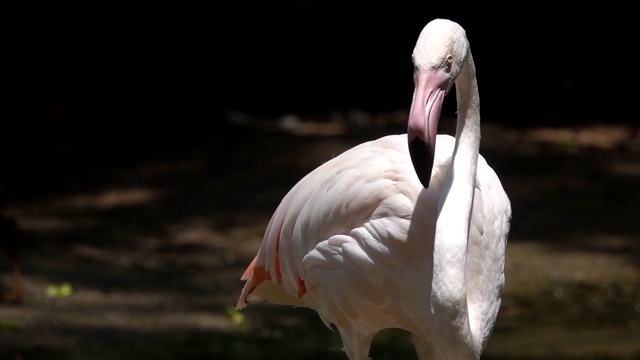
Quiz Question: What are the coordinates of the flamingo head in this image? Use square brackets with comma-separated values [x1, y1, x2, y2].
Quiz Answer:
[408, 19, 469, 188]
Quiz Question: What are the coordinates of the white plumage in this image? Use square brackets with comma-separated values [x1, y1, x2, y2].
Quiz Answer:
[237, 19, 511, 360]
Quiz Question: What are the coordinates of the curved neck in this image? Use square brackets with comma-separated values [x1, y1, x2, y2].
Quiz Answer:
[430, 52, 482, 359]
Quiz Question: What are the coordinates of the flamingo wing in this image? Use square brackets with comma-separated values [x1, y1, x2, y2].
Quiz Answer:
[237, 135, 457, 328]
[237, 134, 428, 310]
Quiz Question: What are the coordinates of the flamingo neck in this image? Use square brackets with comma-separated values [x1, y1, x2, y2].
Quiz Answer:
[430, 52, 482, 359]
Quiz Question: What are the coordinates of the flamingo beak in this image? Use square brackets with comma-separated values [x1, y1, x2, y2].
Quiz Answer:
[407, 68, 447, 189]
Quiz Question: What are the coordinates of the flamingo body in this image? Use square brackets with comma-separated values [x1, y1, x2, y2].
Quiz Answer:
[237, 19, 511, 360]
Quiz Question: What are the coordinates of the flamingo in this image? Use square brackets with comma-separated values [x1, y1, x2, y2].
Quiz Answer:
[237, 19, 511, 360]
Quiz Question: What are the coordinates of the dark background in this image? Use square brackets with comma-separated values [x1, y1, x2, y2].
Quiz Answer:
[11, 3, 631, 129]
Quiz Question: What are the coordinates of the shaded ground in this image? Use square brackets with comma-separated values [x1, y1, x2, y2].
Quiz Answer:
[1, 111, 639, 359]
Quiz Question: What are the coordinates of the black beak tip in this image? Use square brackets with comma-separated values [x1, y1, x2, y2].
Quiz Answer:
[418, 171, 431, 189]
[408, 137, 434, 189]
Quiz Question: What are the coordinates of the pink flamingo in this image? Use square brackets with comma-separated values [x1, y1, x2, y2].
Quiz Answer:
[237, 19, 511, 360]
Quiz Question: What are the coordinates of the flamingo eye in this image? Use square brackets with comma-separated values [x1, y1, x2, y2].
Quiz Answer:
[445, 55, 453, 72]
